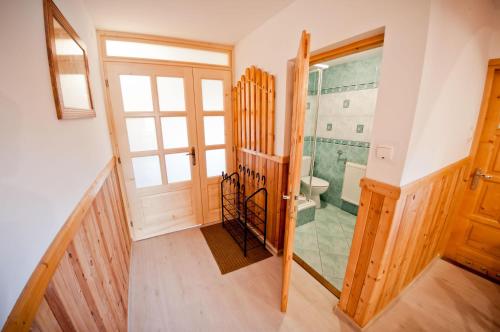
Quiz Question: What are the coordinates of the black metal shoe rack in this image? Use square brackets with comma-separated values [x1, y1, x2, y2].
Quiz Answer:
[220, 171, 268, 256]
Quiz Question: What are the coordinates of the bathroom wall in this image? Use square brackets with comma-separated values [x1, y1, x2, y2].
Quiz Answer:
[309, 137, 369, 212]
[303, 52, 381, 211]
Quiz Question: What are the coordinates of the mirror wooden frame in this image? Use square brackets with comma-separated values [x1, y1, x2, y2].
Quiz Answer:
[44, 0, 95, 119]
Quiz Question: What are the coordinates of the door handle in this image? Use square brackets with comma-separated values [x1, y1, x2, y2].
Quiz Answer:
[282, 194, 307, 201]
[470, 168, 492, 190]
[186, 147, 196, 166]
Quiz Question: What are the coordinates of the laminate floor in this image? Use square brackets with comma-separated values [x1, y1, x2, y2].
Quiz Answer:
[129, 227, 500, 332]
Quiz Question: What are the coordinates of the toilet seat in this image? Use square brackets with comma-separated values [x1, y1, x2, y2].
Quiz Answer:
[301, 176, 329, 188]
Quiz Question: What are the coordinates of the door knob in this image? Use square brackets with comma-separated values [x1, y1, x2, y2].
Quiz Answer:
[282, 194, 307, 201]
[186, 147, 196, 166]
[470, 168, 492, 190]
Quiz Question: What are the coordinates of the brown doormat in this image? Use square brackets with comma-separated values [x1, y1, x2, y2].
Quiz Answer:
[201, 223, 272, 274]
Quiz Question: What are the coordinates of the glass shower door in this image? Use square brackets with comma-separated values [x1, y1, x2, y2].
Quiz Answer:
[301, 68, 322, 200]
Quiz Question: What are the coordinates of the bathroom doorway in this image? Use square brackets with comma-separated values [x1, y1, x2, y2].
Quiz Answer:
[293, 38, 384, 296]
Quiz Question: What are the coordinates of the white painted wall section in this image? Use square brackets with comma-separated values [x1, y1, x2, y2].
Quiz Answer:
[235, 0, 432, 185]
[401, 0, 497, 184]
[0, 0, 112, 325]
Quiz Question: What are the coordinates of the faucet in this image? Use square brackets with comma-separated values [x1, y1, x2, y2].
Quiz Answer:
[337, 150, 347, 164]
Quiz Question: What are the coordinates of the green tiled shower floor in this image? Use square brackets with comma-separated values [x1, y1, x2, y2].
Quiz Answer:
[294, 202, 356, 291]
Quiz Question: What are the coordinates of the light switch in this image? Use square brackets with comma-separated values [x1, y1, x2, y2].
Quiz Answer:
[375, 145, 394, 160]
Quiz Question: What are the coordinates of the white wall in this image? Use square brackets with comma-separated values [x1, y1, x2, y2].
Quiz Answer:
[489, 2, 500, 57]
[401, 0, 497, 184]
[0, 0, 112, 326]
[235, 0, 432, 185]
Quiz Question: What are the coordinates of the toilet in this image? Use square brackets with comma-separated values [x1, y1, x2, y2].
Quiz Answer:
[300, 156, 329, 208]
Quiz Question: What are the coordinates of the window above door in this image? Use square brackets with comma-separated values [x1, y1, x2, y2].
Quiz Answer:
[98, 31, 233, 69]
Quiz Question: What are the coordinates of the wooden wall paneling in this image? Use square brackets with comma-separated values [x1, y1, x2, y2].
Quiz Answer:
[66, 239, 112, 331]
[233, 66, 275, 155]
[345, 192, 385, 316]
[338, 158, 470, 327]
[234, 149, 289, 251]
[261, 71, 268, 153]
[249, 66, 256, 151]
[267, 75, 275, 155]
[338, 187, 375, 310]
[45, 253, 99, 331]
[31, 298, 62, 332]
[232, 86, 238, 165]
[245, 70, 251, 150]
[84, 207, 126, 321]
[3, 160, 130, 332]
[255, 67, 262, 152]
[353, 195, 401, 324]
[231, 66, 283, 251]
[2, 159, 123, 331]
[239, 77, 244, 149]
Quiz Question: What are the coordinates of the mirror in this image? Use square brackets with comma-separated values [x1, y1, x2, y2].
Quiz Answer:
[44, 0, 95, 119]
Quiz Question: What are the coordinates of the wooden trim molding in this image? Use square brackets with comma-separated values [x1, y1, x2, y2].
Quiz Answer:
[239, 148, 289, 164]
[2, 157, 130, 331]
[467, 59, 500, 171]
[310, 33, 384, 65]
[338, 158, 470, 327]
[44, 0, 95, 120]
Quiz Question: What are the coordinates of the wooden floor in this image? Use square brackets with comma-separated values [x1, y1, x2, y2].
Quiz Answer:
[129, 227, 500, 331]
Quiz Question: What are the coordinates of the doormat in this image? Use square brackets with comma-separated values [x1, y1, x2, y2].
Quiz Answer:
[201, 223, 272, 274]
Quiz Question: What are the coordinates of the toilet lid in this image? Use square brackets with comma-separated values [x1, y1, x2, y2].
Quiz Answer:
[301, 176, 329, 187]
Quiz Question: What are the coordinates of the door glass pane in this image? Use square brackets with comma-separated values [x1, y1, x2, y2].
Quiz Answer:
[206, 149, 226, 177]
[203, 116, 225, 145]
[132, 156, 162, 188]
[125, 117, 157, 152]
[161, 117, 189, 149]
[106, 40, 230, 66]
[201, 79, 224, 111]
[157, 77, 185, 111]
[119, 75, 153, 112]
[165, 153, 191, 183]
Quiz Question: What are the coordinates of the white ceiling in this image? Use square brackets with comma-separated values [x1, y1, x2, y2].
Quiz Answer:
[84, 0, 295, 45]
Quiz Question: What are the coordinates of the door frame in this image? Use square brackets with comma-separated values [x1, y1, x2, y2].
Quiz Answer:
[464, 59, 500, 171]
[281, 31, 385, 310]
[96, 30, 234, 240]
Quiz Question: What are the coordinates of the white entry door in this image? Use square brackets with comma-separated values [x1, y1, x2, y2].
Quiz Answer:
[106, 62, 232, 240]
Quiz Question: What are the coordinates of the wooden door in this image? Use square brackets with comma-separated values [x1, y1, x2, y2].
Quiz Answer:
[106, 62, 203, 240]
[193, 68, 234, 224]
[281, 31, 311, 312]
[448, 64, 500, 281]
